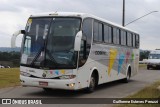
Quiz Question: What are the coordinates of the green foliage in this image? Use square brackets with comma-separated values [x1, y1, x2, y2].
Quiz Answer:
[0, 51, 20, 67]
[139, 51, 150, 61]
[115, 81, 160, 107]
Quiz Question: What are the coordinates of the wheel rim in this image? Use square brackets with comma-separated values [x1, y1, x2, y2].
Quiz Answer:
[90, 76, 95, 90]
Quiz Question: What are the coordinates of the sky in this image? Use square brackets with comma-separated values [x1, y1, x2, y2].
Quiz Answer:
[0, 0, 160, 50]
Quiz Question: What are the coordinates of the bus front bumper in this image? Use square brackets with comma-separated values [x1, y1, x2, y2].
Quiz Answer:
[20, 75, 79, 90]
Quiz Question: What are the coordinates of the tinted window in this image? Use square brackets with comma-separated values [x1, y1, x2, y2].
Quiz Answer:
[104, 25, 109, 43]
[121, 30, 126, 45]
[124, 31, 127, 45]
[113, 28, 117, 44]
[133, 34, 136, 47]
[117, 29, 120, 44]
[93, 21, 103, 42]
[22, 18, 52, 65]
[136, 34, 139, 48]
[80, 18, 93, 66]
[45, 18, 81, 68]
[113, 27, 120, 44]
[82, 18, 92, 44]
[127, 32, 132, 46]
[104, 25, 112, 43]
[93, 21, 99, 41]
[98, 23, 103, 42]
[109, 26, 112, 43]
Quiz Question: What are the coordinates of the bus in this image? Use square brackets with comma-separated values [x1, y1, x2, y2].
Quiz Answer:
[11, 12, 140, 92]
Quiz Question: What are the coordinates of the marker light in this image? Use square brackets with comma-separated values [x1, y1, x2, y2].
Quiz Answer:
[66, 83, 75, 88]
[20, 71, 31, 77]
[59, 75, 76, 79]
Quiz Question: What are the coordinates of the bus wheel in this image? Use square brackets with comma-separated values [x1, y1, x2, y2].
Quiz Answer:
[147, 65, 150, 70]
[85, 73, 96, 93]
[123, 68, 131, 83]
[43, 88, 53, 93]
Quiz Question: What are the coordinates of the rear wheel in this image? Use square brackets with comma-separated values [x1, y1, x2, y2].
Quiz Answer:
[122, 68, 131, 83]
[85, 73, 96, 93]
[147, 65, 150, 70]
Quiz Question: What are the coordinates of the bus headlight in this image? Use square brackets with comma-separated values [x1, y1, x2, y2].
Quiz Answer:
[20, 71, 31, 77]
[59, 75, 76, 79]
[66, 83, 75, 88]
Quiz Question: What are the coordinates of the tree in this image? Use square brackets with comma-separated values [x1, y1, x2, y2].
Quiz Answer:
[139, 51, 150, 61]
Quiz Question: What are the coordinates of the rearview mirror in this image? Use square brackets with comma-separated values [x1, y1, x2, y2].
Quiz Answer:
[74, 31, 82, 51]
[11, 30, 25, 48]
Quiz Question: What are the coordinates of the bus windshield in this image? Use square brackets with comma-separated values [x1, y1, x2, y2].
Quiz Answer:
[149, 54, 160, 59]
[21, 18, 52, 65]
[45, 18, 81, 68]
[21, 17, 81, 69]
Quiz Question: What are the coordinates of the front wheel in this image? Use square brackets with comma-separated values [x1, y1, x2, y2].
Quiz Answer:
[85, 73, 96, 93]
[43, 88, 53, 93]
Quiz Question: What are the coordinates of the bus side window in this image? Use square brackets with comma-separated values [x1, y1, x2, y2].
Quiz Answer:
[98, 23, 103, 42]
[131, 33, 133, 47]
[109, 26, 112, 43]
[93, 21, 102, 43]
[121, 30, 125, 45]
[124, 31, 127, 46]
[79, 40, 87, 66]
[117, 29, 120, 44]
[113, 27, 117, 44]
[93, 21, 99, 42]
[80, 18, 93, 67]
[104, 25, 109, 43]
[133, 34, 136, 48]
[127, 32, 132, 47]
[104, 24, 112, 44]
[136, 35, 139, 48]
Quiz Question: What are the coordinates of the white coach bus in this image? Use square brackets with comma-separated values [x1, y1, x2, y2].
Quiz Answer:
[11, 12, 140, 92]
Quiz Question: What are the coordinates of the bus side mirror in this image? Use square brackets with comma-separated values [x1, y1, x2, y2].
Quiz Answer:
[74, 31, 82, 51]
[11, 30, 25, 48]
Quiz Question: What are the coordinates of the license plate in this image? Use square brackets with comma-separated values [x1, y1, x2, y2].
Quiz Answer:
[39, 81, 48, 86]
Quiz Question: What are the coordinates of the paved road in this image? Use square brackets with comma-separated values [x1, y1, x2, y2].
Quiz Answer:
[0, 68, 160, 107]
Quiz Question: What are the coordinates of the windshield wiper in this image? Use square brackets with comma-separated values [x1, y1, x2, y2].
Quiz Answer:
[46, 49, 58, 66]
[30, 47, 44, 66]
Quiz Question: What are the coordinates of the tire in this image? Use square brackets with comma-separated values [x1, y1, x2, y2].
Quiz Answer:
[43, 88, 53, 93]
[147, 65, 150, 70]
[122, 68, 131, 83]
[85, 73, 96, 93]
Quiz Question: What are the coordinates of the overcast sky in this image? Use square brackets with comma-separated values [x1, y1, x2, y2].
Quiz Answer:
[0, 0, 160, 50]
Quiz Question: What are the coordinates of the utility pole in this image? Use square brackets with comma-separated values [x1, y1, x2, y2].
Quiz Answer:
[122, 0, 125, 27]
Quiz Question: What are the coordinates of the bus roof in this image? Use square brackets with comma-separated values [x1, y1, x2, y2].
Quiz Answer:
[30, 12, 138, 34]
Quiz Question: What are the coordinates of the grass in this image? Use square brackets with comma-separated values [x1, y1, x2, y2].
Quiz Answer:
[115, 81, 160, 107]
[139, 64, 147, 69]
[0, 68, 20, 89]
[139, 64, 147, 67]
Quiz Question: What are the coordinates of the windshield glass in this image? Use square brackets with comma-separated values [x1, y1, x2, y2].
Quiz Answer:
[21, 17, 81, 69]
[21, 18, 52, 65]
[149, 54, 160, 59]
[45, 18, 81, 68]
